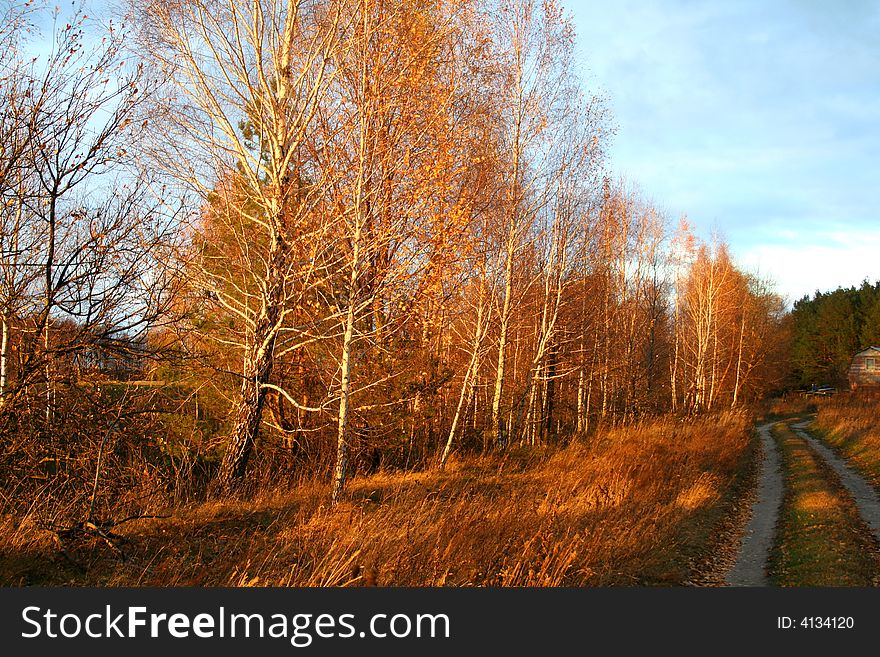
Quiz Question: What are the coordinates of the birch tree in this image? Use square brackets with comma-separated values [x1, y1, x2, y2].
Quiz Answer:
[325, 0, 479, 500]
[487, 0, 579, 448]
[136, 0, 346, 488]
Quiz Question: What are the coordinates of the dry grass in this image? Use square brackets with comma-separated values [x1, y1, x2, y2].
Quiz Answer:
[757, 394, 816, 422]
[812, 391, 880, 491]
[1, 412, 755, 587]
[768, 421, 880, 586]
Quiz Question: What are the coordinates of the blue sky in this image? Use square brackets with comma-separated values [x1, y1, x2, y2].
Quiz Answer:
[25, 1, 878, 304]
[569, 0, 880, 304]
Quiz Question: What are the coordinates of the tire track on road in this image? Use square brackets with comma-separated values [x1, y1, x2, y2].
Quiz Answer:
[790, 421, 880, 542]
[725, 422, 783, 586]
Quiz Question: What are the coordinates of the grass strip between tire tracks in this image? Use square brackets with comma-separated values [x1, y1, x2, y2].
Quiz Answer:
[768, 422, 880, 586]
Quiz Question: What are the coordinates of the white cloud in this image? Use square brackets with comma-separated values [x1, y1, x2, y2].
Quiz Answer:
[739, 231, 880, 304]
[570, 0, 880, 308]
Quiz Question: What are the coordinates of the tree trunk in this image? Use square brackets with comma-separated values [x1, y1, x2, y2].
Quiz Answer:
[542, 341, 557, 441]
[575, 366, 585, 433]
[440, 284, 487, 469]
[0, 315, 8, 403]
[219, 343, 274, 487]
[332, 182, 366, 503]
[44, 194, 57, 424]
[332, 297, 356, 503]
[732, 309, 746, 407]
[218, 238, 285, 489]
[491, 232, 515, 449]
[670, 294, 679, 412]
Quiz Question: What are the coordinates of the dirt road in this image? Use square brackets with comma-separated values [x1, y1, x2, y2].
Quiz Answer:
[790, 421, 880, 542]
[726, 418, 880, 586]
[724, 422, 783, 586]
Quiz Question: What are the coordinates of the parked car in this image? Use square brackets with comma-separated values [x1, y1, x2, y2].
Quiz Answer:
[804, 384, 837, 397]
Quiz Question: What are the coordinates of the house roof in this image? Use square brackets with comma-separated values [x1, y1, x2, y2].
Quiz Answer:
[854, 347, 880, 357]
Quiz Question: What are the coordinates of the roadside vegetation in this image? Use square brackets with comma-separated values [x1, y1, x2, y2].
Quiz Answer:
[0, 0, 788, 587]
[4, 0, 878, 589]
[1, 413, 753, 586]
[790, 282, 880, 389]
[757, 394, 816, 423]
[811, 392, 880, 491]
[768, 421, 880, 586]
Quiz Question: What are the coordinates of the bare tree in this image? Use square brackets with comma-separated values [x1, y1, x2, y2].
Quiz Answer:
[0, 5, 174, 415]
[325, 0, 479, 500]
[486, 0, 580, 448]
[135, 0, 348, 488]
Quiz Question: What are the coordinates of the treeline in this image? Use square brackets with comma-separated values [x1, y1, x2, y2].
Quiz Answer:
[790, 281, 880, 387]
[0, 0, 788, 514]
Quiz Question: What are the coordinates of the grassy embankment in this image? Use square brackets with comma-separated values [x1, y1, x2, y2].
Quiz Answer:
[1, 413, 755, 586]
[811, 391, 880, 490]
[768, 421, 880, 586]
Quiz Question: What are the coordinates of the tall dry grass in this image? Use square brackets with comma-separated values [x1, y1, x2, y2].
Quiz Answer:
[768, 422, 880, 586]
[1, 412, 754, 586]
[813, 390, 880, 490]
[758, 393, 816, 420]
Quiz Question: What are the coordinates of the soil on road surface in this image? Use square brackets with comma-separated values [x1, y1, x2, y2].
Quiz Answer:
[724, 422, 783, 586]
[725, 418, 880, 587]
[791, 421, 880, 543]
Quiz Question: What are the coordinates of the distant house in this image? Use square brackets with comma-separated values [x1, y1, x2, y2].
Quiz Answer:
[848, 347, 880, 389]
